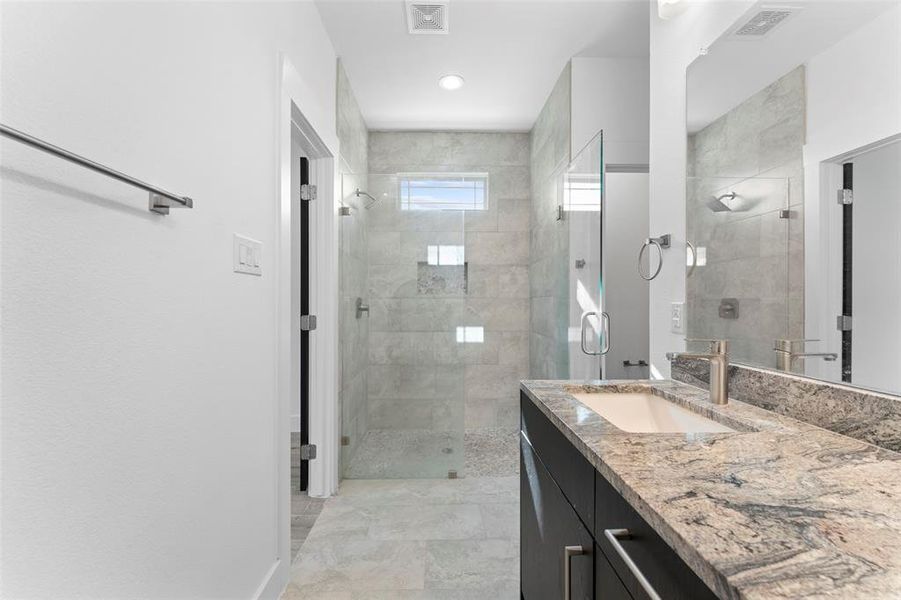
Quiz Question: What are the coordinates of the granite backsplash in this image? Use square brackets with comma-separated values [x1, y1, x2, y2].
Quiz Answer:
[672, 357, 901, 452]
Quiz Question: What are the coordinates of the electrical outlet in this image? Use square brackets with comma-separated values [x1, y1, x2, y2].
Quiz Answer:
[671, 302, 685, 334]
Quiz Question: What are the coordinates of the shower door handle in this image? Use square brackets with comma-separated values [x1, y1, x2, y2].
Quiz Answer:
[580, 311, 611, 356]
[600, 311, 610, 355]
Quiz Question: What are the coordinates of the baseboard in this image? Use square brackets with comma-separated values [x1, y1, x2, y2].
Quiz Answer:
[252, 558, 285, 600]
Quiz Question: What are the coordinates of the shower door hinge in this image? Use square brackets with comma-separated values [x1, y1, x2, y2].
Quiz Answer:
[556, 205, 565, 221]
[836, 314, 853, 331]
[300, 444, 317, 460]
[300, 314, 317, 331]
[300, 184, 317, 201]
[837, 189, 853, 205]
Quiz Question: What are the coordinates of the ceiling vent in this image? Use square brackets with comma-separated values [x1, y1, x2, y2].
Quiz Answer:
[732, 7, 797, 38]
[406, 1, 449, 35]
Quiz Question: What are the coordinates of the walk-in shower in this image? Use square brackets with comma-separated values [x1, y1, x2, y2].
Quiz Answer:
[336, 130, 649, 479]
[339, 131, 531, 480]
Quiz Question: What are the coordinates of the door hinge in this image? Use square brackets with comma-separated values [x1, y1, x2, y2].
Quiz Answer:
[837, 189, 853, 205]
[300, 314, 317, 331]
[836, 314, 853, 331]
[300, 444, 317, 460]
[301, 184, 317, 201]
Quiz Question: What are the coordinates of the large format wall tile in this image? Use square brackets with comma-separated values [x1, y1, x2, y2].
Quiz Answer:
[467, 265, 529, 299]
[529, 64, 571, 380]
[466, 231, 530, 266]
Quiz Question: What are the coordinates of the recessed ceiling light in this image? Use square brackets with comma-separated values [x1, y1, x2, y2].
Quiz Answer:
[438, 74, 464, 91]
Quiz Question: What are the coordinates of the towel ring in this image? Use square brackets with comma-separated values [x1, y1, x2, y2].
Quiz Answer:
[686, 240, 698, 278]
[638, 234, 670, 281]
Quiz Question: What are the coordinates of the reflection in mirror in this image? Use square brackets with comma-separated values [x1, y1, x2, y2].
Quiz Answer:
[685, 1, 901, 395]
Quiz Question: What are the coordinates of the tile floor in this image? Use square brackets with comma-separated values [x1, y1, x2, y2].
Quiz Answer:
[291, 490, 326, 562]
[282, 476, 520, 599]
[464, 429, 519, 477]
[342, 429, 462, 479]
[343, 428, 519, 479]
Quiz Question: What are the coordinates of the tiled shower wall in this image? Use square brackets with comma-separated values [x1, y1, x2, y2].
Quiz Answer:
[686, 66, 805, 368]
[365, 132, 531, 472]
[529, 63, 572, 379]
[336, 61, 370, 472]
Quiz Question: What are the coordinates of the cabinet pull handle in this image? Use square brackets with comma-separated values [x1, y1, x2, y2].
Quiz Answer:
[603, 529, 662, 600]
[563, 545, 588, 599]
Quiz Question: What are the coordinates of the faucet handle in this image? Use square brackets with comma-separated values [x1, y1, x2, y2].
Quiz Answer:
[686, 338, 729, 354]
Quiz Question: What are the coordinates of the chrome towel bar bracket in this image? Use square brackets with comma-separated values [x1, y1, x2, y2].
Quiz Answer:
[638, 234, 671, 281]
[1, 123, 194, 216]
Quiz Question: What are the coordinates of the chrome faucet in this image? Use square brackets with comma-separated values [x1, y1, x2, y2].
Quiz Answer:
[666, 339, 730, 405]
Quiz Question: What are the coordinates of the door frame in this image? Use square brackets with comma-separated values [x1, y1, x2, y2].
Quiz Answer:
[805, 132, 901, 383]
[263, 54, 340, 600]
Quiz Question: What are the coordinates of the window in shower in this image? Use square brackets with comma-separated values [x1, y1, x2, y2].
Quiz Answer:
[398, 173, 488, 210]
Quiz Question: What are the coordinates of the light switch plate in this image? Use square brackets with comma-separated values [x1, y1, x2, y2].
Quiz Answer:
[234, 234, 262, 276]
[671, 302, 685, 334]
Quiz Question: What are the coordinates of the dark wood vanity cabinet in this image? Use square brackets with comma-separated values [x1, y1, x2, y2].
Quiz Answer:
[521, 436, 594, 599]
[520, 392, 718, 600]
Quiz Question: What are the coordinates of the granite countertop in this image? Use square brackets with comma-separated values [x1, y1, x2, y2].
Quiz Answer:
[521, 379, 901, 600]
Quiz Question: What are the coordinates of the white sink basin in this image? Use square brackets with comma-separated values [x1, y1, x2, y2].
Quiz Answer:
[569, 392, 736, 434]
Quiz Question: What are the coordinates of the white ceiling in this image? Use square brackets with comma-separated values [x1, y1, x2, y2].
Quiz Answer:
[687, 0, 899, 133]
[316, 0, 649, 131]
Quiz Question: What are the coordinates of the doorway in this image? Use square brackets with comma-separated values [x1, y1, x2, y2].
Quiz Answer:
[272, 57, 340, 595]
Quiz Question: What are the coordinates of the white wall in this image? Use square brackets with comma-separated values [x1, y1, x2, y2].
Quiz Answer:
[803, 4, 901, 382]
[0, 2, 336, 598]
[851, 140, 901, 392]
[571, 57, 650, 164]
[604, 171, 650, 379]
[648, 0, 755, 377]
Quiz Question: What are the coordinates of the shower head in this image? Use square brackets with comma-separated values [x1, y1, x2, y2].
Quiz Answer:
[355, 188, 380, 209]
[707, 192, 736, 213]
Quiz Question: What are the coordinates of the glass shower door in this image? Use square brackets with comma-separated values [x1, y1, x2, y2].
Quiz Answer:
[342, 172, 467, 479]
[565, 132, 606, 380]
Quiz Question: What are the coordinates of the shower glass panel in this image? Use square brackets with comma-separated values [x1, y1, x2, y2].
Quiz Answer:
[685, 174, 797, 369]
[338, 171, 372, 477]
[565, 132, 605, 379]
[342, 172, 466, 479]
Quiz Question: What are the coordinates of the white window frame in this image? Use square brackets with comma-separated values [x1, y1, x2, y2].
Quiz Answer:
[397, 172, 489, 211]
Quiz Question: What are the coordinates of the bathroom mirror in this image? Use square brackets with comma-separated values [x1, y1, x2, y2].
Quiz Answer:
[685, 1, 901, 395]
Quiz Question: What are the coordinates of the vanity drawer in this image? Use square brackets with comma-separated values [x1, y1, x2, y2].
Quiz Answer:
[594, 473, 717, 600]
[520, 392, 595, 531]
